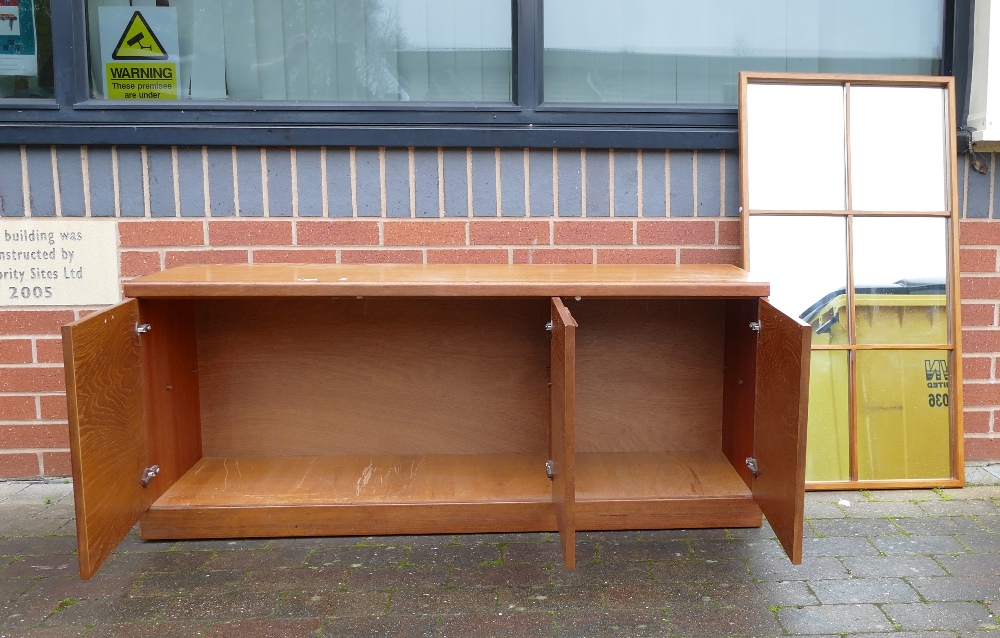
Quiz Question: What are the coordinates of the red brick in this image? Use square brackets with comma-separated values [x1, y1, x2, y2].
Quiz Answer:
[679, 248, 741, 266]
[296, 221, 380, 246]
[120, 251, 162, 277]
[964, 410, 992, 434]
[961, 276, 1000, 299]
[960, 221, 1000, 246]
[340, 250, 423, 264]
[512, 248, 593, 264]
[165, 250, 249, 268]
[0, 396, 34, 420]
[0, 453, 39, 478]
[209, 221, 293, 246]
[0, 425, 70, 449]
[553, 221, 632, 246]
[963, 382, 1000, 407]
[961, 248, 998, 273]
[597, 249, 677, 264]
[40, 395, 68, 420]
[253, 249, 339, 264]
[384, 221, 466, 247]
[962, 329, 1000, 354]
[119, 220, 204, 247]
[964, 356, 994, 380]
[427, 249, 510, 264]
[963, 303, 997, 327]
[42, 451, 71, 476]
[965, 436, 1000, 461]
[0, 339, 32, 364]
[0, 311, 74, 335]
[469, 221, 550, 246]
[35, 339, 64, 364]
[0, 367, 64, 393]
[718, 220, 741, 247]
[637, 220, 716, 245]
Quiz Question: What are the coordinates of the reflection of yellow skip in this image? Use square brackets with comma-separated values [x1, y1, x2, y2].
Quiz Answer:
[0, 13, 17, 31]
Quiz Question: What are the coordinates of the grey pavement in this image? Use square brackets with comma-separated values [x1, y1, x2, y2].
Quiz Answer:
[1, 464, 1000, 637]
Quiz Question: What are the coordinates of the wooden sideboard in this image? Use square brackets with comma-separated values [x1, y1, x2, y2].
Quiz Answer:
[62, 264, 811, 579]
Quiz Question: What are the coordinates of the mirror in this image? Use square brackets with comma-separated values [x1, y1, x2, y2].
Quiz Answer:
[741, 74, 959, 487]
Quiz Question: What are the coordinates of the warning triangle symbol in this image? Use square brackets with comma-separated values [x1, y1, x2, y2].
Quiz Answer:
[112, 11, 168, 61]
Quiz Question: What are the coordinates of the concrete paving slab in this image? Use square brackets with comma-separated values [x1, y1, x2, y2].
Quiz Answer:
[0, 466, 999, 637]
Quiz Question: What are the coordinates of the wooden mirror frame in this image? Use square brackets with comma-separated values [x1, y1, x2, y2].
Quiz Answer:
[739, 71, 963, 490]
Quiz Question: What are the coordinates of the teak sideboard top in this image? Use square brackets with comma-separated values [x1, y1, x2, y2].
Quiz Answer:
[122, 263, 770, 298]
[65, 263, 808, 580]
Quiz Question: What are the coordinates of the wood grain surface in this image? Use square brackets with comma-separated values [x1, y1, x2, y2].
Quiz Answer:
[152, 454, 552, 506]
[753, 298, 811, 564]
[550, 297, 577, 569]
[722, 299, 758, 488]
[142, 501, 557, 540]
[567, 298, 725, 453]
[123, 264, 769, 298]
[575, 451, 752, 501]
[63, 300, 150, 579]
[140, 300, 202, 501]
[196, 298, 550, 457]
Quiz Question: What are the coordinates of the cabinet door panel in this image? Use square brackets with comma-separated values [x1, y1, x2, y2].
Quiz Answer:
[550, 297, 577, 569]
[753, 298, 811, 564]
[63, 300, 151, 579]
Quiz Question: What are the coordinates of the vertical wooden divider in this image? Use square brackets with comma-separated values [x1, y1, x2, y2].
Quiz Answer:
[550, 297, 577, 569]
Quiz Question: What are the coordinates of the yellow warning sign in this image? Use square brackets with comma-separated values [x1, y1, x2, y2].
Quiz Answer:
[106, 63, 177, 99]
[111, 11, 167, 61]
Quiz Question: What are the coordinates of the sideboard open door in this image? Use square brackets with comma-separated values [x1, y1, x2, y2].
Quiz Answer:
[752, 298, 811, 564]
[550, 297, 577, 569]
[63, 299, 151, 579]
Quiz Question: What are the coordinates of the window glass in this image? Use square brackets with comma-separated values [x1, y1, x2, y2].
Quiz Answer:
[544, 0, 945, 104]
[87, 0, 511, 102]
[0, 0, 53, 99]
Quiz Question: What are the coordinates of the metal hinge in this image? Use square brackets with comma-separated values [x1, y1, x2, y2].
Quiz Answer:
[745, 457, 759, 478]
[135, 323, 152, 337]
[545, 460, 555, 479]
[140, 465, 160, 487]
[749, 321, 761, 333]
[545, 321, 553, 332]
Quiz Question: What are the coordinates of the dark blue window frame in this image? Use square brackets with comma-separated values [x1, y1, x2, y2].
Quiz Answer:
[0, 0, 969, 149]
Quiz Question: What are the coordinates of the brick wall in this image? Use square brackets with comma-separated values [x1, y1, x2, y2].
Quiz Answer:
[0, 145, 997, 477]
[961, 152, 1000, 460]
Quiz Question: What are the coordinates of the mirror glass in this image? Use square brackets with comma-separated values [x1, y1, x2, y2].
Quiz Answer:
[856, 349, 952, 479]
[806, 351, 850, 482]
[853, 217, 948, 345]
[748, 215, 848, 345]
[746, 83, 846, 211]
[850, 86, 949, 212]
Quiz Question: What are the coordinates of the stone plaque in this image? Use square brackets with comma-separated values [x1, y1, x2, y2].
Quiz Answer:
[1, 220, 120, 307]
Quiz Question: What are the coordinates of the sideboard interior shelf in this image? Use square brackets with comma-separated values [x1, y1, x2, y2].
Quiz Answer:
[63, 264, 811, 579]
